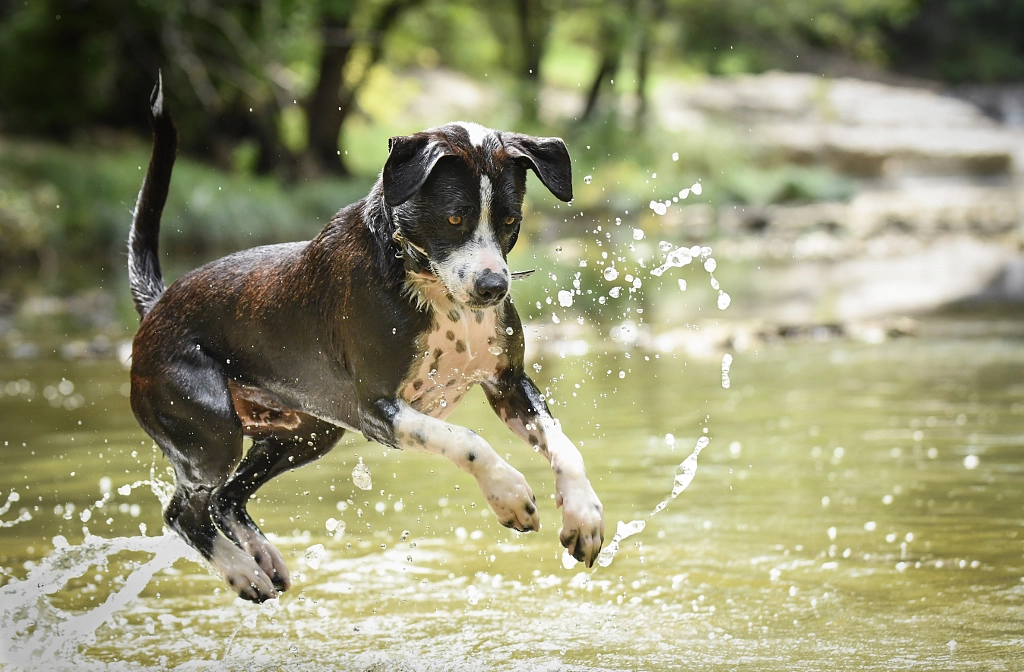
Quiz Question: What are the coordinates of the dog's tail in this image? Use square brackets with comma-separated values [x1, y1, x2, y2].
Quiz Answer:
[128, 72, 177, 319]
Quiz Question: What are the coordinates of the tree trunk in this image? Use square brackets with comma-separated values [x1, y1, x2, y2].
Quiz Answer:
[634, 0, 665, 131]
[579, 2, 631, 124]
[305, 13, 355, 176]
[514, 0, 549, 126]
[303, 0, 422, 177]
[581, 54, 616, 122]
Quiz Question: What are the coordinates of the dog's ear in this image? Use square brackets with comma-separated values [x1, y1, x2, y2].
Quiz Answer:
[504, 134, 573, 202]
[383, 134, 452, 207]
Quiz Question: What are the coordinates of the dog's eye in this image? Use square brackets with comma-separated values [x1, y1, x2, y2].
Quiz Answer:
[504, 216, 517, 226]
[448, 215, 462, 225]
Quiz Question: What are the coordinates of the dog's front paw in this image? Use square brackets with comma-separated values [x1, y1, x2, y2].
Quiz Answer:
[478, 461, 540, 532]
[556, 475, 605, 567]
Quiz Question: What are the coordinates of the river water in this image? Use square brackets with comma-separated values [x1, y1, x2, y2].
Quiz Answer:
[1, 320, 1023, 670]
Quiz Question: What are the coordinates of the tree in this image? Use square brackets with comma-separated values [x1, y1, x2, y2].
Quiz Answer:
[302, 0, 424, 176]
[513, 0, 554, 127]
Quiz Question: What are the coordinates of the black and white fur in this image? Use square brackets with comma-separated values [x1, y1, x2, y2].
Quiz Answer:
[128, 83, 604, 602]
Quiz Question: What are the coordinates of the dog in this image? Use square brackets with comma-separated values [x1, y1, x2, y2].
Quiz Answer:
[128, 77, 605, 602]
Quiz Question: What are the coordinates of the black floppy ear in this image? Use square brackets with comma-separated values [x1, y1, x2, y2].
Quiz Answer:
[504, 134, 573, 202]
[382, 134, 452, 207]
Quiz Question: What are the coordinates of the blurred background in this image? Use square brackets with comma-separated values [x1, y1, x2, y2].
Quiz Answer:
[3, 4, 1024, 668]
[2, 0, 1024, 353]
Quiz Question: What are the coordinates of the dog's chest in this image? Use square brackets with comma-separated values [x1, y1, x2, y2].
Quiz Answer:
[401, 304, 503, 419]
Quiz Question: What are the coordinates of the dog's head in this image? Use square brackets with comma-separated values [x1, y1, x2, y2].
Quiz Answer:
[381, 122, 572, 308]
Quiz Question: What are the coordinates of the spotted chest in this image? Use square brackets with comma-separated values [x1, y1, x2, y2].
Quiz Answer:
[400, 302, 506, 419]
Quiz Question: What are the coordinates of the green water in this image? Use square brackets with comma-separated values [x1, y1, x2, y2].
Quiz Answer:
[1, 328, 1023, 670]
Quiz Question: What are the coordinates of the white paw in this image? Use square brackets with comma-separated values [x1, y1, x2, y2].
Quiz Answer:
[209, 536, 278, 602]
[478, 461, 539, 532]
[556, 476, 605, 567]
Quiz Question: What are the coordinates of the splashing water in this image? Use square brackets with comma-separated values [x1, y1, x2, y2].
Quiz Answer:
[0, 455, 196, 666]
[649, 242, 731, 311]
[352, 458, 372, 490]
[0, 491, 31, 528]
[596, 436, 709, 568]
[649, 247, 692, 277]
[0, 531, 195, 665]
[304, 544, 326, 570]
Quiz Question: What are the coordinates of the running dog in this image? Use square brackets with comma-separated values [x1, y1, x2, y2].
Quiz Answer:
[128, 78, 605, 602]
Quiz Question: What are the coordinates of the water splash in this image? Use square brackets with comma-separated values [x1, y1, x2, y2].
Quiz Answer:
[0, 448, 200, 667]
[596, 436, 709, 568]
[0, 531, 195, 665]
[352, 458, 373, 490]
[650, 247, 692, 277]
[304, 543, 326, 570]
[0, 491, 31, 528]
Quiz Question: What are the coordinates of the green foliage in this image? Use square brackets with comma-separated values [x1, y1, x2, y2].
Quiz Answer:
[0, 0, 1019, 278]
[0, 138, 372, 258]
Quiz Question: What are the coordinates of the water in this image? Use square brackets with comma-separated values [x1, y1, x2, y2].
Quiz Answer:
[2, 327, 1024, 669]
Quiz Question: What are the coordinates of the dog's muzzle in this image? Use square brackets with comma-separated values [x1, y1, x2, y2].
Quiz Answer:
[470, 269, 509, 306]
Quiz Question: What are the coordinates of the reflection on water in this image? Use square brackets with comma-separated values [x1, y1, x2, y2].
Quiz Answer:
[1, 328, 1023, 669]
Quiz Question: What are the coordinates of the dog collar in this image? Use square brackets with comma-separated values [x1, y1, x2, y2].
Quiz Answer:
[392, 228, 432, 274]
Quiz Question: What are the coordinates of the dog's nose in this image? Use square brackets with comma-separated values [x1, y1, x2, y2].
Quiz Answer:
[472, 269, 509, 305]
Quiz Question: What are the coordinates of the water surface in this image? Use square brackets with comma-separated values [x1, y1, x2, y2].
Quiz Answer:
[1, 326, 1022, 670]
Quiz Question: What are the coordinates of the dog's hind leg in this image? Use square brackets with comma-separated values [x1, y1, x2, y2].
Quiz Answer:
[212, 417, 343, 592]
[131, 350, 281, 602]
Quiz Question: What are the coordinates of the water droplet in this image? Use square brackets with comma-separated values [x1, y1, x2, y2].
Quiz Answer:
[691, 182, 703, 195]
[632, 228, 645, 240]
[583, 175, 592, 184]
[717, 292, 731, 310]
[721, 353, 732, 389]
[399, 530, 410, 541]
[609, 287, 621, 298]
[703, 258, 717, 272]
[671, 152, 679, 161]
[505, 326, 514, 335]
[352, 459, 372, 490]
[603, 266, 619, 281]
[678, 279, 687, 291]
[488, 345, 503, 355]
[558, 290, 574, 307]
[963, 454, 979, 469]
[304, 543, 325, 570]
[658, 240, 673, 251]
